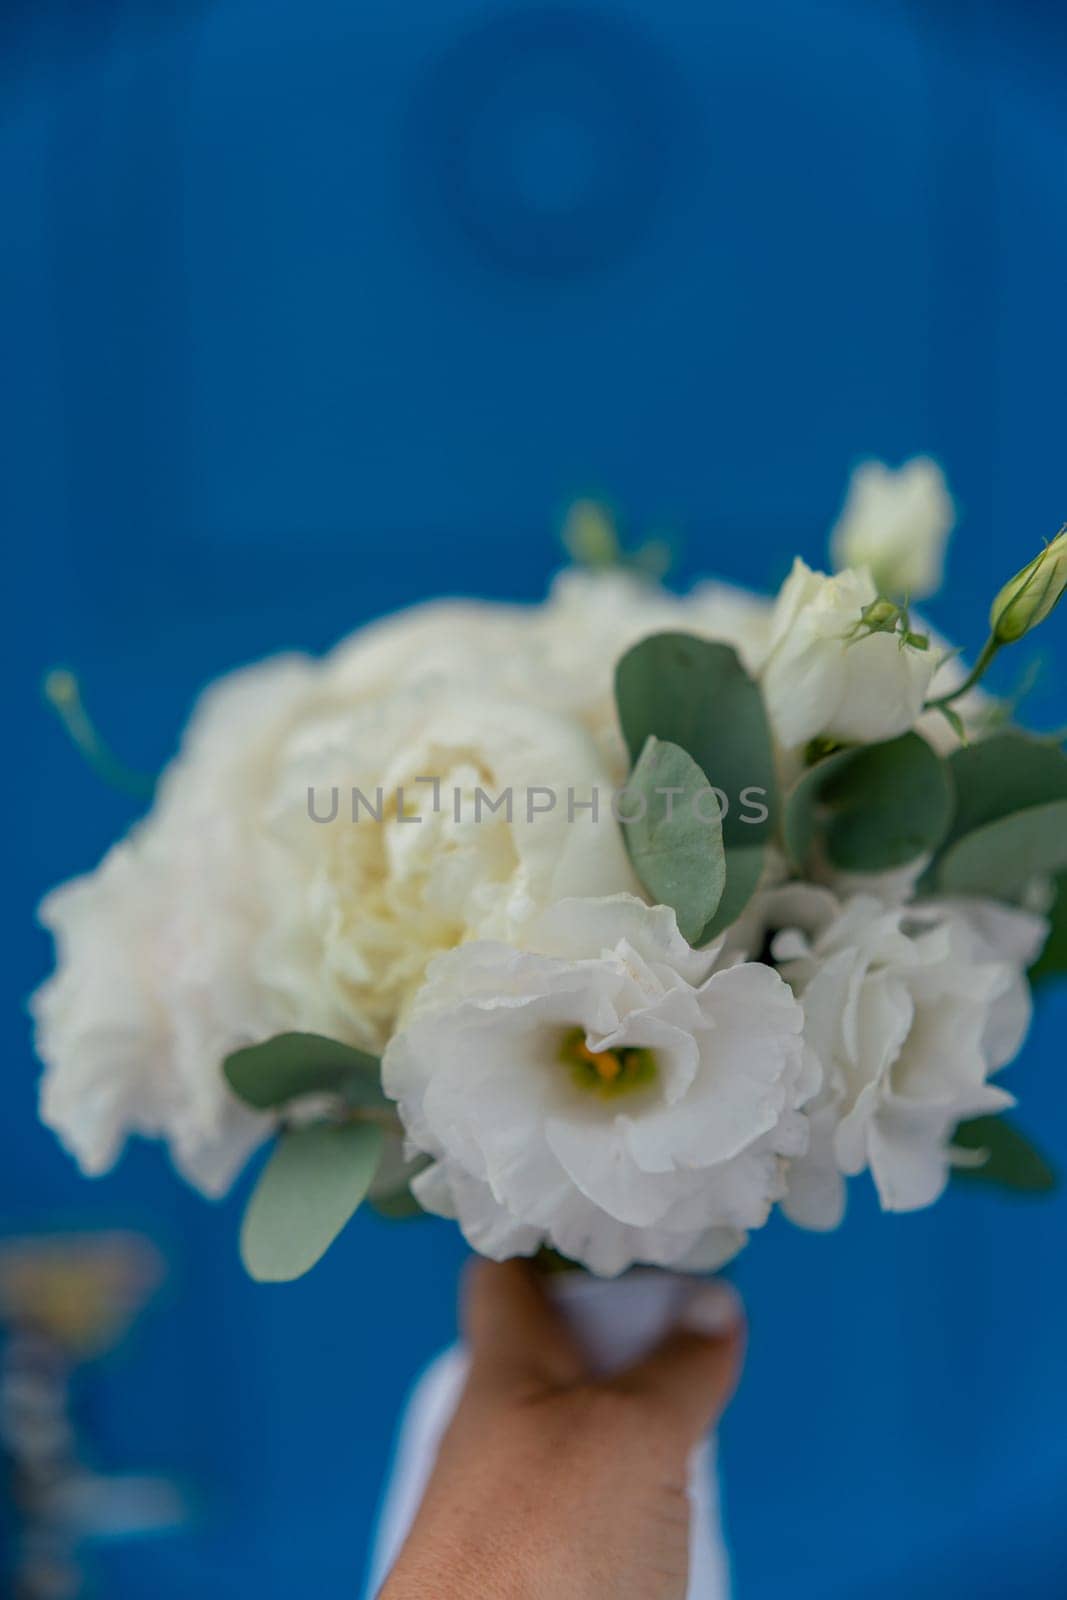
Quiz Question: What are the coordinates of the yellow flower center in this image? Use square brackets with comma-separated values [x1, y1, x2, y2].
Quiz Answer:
[558, 1028, 658, 1098]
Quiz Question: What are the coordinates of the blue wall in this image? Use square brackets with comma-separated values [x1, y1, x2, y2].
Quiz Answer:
[4, 2, 1066, 1594]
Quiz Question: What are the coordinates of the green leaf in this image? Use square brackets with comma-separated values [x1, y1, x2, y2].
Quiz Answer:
[368, 1144, 429, 1221]
[782, 747, 857, 870]
[952, 1117, 1058, 1194]
[224, 1032, 386, 1112]
[783, 734, 953, 873]
[616, 634, 778, 841]
[370, 1188, 425, 1221]
[615, 634, 777, 929]
[1031, 870, 1067, 984]
[701, 846, 766, 942]
[936, 705, 968, 745]
[943, 732, 1067, 852]
[822, 735, 954, 871]
[937, 800, 1067, 899]
[621, 737, 726, 945]
[240, 1122, 385, 1282]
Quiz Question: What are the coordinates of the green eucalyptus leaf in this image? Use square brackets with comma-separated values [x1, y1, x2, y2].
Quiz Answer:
[952, 1116, 1058, 1194]
[937, 800, 1067, 899]
[822, 734, 954, 871]
[240, 1121, 385, 1282]
[370, 1189, 426, 1221]
[943, 732, 1067, 852]
[621, 737, 726, 945]
[615, 634, 776, 930]
[1031, 870, 1067, 984]
[782, 747, 857, 869]
[784, 734, 953, 873]
[224, 1032, 386, 1111]
[615, 633, 778, 842]
[368, 1143, 429, 1220]
[700, 846, 766, 942]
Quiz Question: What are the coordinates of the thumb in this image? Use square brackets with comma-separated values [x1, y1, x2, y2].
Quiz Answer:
[612, 1279, 746, 1448]
[462, 1257, 587, 1394]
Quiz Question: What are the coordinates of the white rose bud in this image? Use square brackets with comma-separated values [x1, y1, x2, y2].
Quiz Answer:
[989, 527, 1067, 644]
[830, 457, 955, 601]
[760, 558, 938, 752]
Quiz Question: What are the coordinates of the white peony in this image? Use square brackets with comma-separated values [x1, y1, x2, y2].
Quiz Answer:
[757, 889, 1047, 1225]
[325, 595, 536, 703]
[32, 624, 638, 1193]
[327, 572, 773, 779]
[32, 656, 318, 1194]
[760, 558, 940, 752]
[382, 895, 818, 1277]
[259, 685, 638, 1043]
[830, 457, 955, 600]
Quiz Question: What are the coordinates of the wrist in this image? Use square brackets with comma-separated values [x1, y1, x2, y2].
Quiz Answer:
[378, 1543, 540, 1600]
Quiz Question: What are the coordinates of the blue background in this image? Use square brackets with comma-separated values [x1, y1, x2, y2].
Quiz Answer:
[4, 1, 1067, 1594]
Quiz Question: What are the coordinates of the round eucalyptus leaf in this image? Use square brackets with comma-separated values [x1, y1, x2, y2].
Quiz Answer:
[615, 632, 778, 846]
[370, 1189, 426, 1221]
[224, 1032, 385, 1111]
[700, 846, 766, 942]
[944, 732, 1067, 853]
[1031, 870, 1067, 985]
[823, 735, 954, 871]
[782, 747, 857, 869]
[937, 800, 1067, 900]
[621, 736, 726, 946]
[952, 1116, 1058, 1194]
[240, 1121, 385, 1282]
[784, 734, 953, 874]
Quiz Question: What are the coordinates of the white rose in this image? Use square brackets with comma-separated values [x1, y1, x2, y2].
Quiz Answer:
[760, 558, 939, 752]
[32, 656, 318, 1194]
[830, 457, 955, 600]
[762, 890, 1046, 1224]
[383, 895, 818, 1277]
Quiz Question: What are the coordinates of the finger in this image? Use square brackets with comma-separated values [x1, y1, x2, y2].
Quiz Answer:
[462, 1257, 587, 1393]
[612, 1279, 746, 1448]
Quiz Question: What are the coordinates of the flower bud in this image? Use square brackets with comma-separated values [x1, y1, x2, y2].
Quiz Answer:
[990, 527, 1067, 644]
[830, 457, 955, 601]
[863, 599, 901, 630]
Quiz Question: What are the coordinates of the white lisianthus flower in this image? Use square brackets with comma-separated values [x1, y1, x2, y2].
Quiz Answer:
[830, 457, 955, 601]
[760, 558, 940, 752]
[758, 889, 1048, 1226]
[383, 896, 819, 1277]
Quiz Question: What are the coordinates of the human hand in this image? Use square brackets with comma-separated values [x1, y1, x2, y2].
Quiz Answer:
[378, 1258, 746, 1600]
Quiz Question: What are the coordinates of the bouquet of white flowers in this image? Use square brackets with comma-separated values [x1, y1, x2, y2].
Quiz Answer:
[32, 462, 1067, 1286]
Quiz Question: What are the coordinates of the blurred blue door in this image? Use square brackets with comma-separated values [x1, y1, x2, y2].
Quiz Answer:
[4, 2, 1066, 1594]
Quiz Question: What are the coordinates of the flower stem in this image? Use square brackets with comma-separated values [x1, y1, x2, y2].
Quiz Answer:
[925, 634, 1003, 711]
